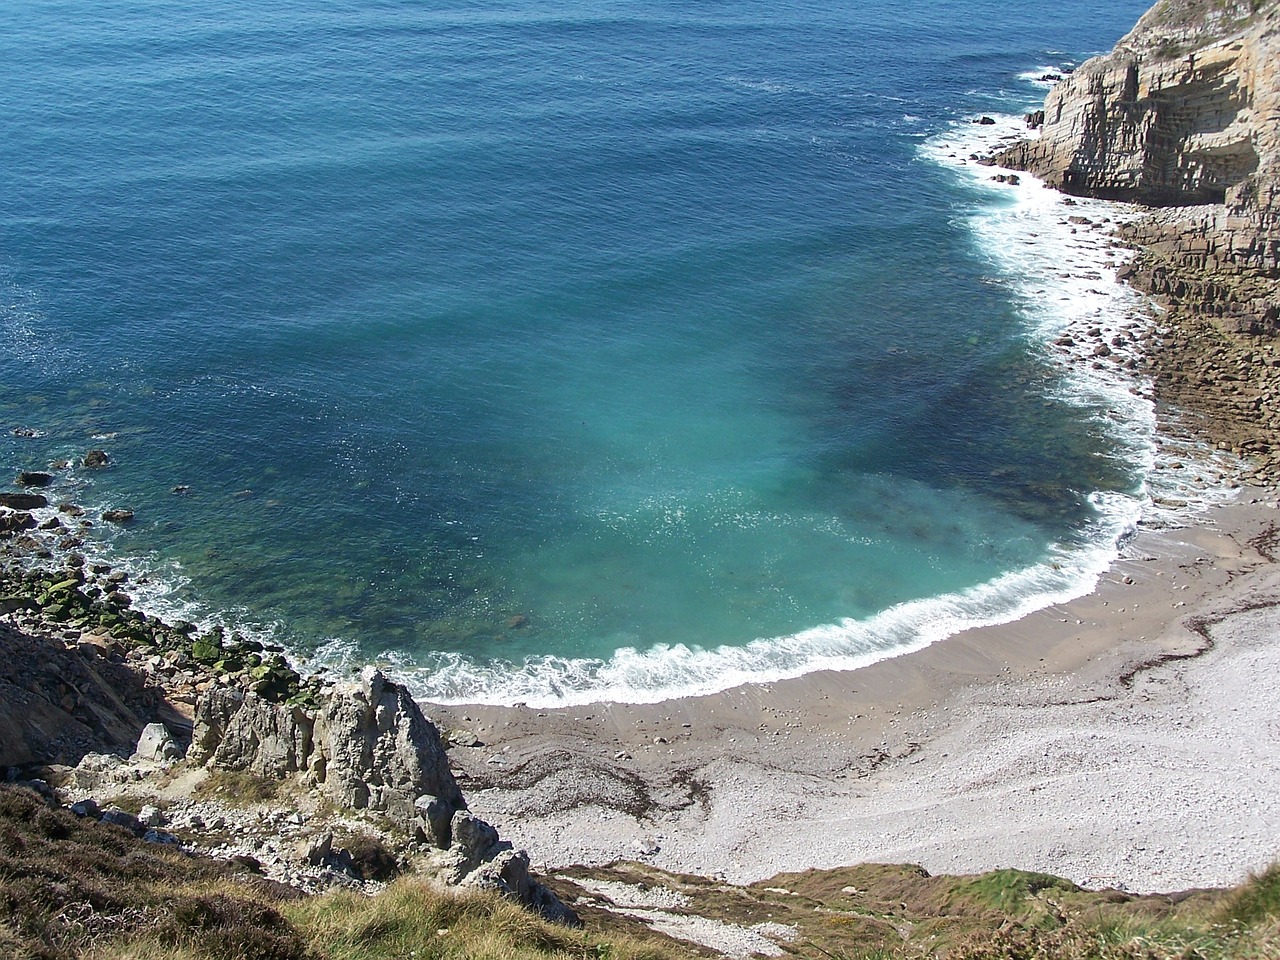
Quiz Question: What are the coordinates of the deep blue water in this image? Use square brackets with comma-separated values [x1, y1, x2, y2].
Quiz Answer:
[0, 0, 1154, 704]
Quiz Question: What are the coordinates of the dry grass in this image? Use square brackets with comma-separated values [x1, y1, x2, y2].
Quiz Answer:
[284, 879, 683, 960]
[5, 782, 1279, 960]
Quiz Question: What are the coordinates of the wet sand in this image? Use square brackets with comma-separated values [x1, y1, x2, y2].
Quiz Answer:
[432, 494, 1280, 892]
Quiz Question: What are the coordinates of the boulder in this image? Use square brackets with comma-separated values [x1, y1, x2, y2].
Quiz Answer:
[69, 798, 101, 819]
[189, 686, 314, 780]
[16, 471, 53, 487]
[310, 668, 462, 818]
[134, 722, 183, 762]
[460, 847, 579, 926]
[414, 793, 456, 848]
[0, 493, 48, 510]
[102, 509, 134, 524]
[0, 511, 37, 535]
[100, 808, 144, 835]
[82, 449, 110, 468]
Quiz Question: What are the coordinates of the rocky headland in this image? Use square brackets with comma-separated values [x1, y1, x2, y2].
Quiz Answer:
[994, 0, 1280, 482]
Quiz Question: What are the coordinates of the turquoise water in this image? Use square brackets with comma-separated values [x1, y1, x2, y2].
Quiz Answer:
[0, 0, 1153, 704]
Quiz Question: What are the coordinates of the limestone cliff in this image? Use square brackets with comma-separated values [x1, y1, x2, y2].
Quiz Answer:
[997, 0, 1279, 331]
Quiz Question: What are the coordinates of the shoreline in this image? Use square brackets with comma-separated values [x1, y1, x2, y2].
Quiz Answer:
[421, 110, 1280, 892]
[436, 492, 1280, 892]
[3, 75, 1277, 904]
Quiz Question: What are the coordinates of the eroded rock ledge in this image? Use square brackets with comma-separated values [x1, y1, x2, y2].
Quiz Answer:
[994, 0, 1280, 471]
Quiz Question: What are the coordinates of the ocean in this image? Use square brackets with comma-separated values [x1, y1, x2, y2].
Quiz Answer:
[1, 0, 1205, 706]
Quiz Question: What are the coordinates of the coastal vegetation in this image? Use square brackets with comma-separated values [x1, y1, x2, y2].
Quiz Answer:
[2, 784, 1277, 960]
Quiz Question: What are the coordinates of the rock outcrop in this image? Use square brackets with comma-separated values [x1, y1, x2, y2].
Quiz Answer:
[995, 0, 1279, 329]
[189, 667, 465, 841]
[0, 621, 157, 768]
[187, 666, 577, 923]
[990, 0, 1280, 476]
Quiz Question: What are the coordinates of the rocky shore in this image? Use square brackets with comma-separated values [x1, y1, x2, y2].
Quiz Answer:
[992, 0, 1280, 480]
[0, 490, 575, 923]
[3, 3, 1280, 956]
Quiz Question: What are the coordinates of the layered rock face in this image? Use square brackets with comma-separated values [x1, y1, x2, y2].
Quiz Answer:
[997, 0, 1279, 329]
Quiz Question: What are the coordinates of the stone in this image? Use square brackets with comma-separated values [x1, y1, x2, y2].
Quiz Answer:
[449, 810, 500, 867]
[134, 722, 183, 762]
[82, 449, 110, 468]
[69, 798, 101, 819]
[188, 668, 463, 823]
[100, 809, 144, 835]
[138, 804, 165, 827]
[0, 511, 37, 535]
[297, 832, 334, 866]
[448, 728, 483, 748]
[0, 493, 48, 510]
[414, 793, 456, 848]
[102, 508, 134, 524]
[460, 847, 580, 926]
[16, 471, 53, 487]
[309, 668, 463, 819]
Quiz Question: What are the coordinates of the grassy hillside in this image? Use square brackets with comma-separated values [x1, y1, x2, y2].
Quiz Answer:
[2, 786, 1276, 960]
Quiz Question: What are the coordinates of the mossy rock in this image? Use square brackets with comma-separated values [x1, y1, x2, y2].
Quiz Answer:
[44, 602, 72, 622]
[191, 638, 223, 664]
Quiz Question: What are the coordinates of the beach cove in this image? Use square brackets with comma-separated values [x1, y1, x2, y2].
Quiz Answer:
[443, 493, 1280, 892]
[3, 5, 1280, 954]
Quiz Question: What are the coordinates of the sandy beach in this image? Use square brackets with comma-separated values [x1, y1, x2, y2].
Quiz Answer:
[432, 493, 1280, 893]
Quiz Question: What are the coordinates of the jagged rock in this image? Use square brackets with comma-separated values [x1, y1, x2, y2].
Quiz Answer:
[995, 0, 1280, 336]
[190, 687, 314, 780]
[82, 449, 110, 468]
[134, 722, 183, 762]
[310, 668, 462, 819]
[0, 493, 48, 510]
[460, 847, 580, 926]
[189, 668, 463, 820]
[187, 668, 575, 922]
[449, 810, 501, 872]
[0, 511, 37, 535]
[414, 793, 455, 848]
[102, 508, 134, 524]
[297, 832, 334, 866]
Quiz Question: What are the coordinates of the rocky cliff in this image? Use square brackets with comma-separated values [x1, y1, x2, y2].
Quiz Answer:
[997, 0, 1279, 329]
[993, 0, 1280, 478]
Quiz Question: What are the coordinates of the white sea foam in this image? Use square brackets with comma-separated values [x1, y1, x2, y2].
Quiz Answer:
[1016, 65, 1072, 89]
[359, 498, 1137, 708]
[920, 108, 1240, 520]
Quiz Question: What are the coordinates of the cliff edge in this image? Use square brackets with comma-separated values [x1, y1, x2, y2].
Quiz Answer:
[997, 0, 1279, 332]
[993, 0, 1280, 478]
